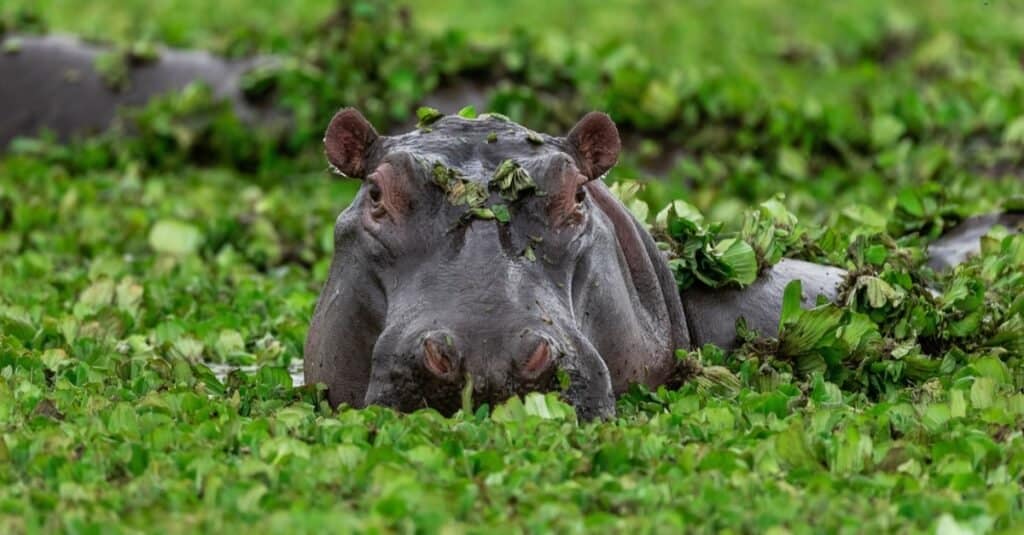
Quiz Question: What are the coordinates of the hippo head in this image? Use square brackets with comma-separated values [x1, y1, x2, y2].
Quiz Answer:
[305, 109, 689, 419]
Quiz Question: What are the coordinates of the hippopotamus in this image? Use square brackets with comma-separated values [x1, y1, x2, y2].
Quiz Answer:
[0, 34, 277, 147]
[304, 108, 848, 418]
[305, 108, 1024, 418]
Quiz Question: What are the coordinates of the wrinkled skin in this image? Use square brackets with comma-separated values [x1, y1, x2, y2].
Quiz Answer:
[305, 110, 688, 419]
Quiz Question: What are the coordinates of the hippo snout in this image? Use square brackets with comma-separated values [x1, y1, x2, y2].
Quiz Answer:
[364, 323, 613, 419]
[415, 329, 556, 384]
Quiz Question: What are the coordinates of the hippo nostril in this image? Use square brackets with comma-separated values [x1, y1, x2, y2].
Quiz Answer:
[522, 340, 553, 377]
[423, 337, 454, 378]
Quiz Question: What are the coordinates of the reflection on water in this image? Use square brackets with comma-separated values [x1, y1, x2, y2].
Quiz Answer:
[207, 360, 305, 386]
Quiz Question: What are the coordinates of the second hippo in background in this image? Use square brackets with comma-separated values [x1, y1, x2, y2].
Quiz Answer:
[0, 34, 282, 147]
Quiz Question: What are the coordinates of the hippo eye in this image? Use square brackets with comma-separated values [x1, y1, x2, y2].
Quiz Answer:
[368, 183, 382, 204]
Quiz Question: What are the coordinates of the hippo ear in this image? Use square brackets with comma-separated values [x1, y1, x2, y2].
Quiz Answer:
[324, 108, 379, 178]
[566, 112, 621, 179]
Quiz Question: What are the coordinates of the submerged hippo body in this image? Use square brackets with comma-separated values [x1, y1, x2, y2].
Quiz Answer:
[682, 259, 847, 349]
[0, 34, 273, 147]
[926, 213, 1024, 271]
[305, 109, 689, 419]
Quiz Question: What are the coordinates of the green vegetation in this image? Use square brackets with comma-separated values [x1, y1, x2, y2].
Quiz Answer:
[2, 0, 1024, 533]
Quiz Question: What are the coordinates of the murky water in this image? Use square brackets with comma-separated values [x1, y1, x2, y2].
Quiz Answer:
[207, 360, 305, 386]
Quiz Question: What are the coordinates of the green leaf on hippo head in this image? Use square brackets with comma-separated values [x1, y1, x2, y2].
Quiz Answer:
[466, 207, 495, 220]
[457, 105, 477, 119]
[490, 159, 536, 201]
[416, 107, 443, 128]
[491, 204, 510, 223]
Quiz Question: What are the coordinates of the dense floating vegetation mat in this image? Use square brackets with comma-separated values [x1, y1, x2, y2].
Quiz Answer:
[3, 0, 1024, 532]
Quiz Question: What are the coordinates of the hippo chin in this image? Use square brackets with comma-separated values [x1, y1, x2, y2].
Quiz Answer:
[305, 109, 689, 419]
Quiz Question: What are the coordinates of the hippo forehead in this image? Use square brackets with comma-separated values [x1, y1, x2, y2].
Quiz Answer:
[379, 115, 571, 183]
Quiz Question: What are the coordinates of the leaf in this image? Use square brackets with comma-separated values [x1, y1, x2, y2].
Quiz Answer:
[466, 207, 495, 220]
[75, 279, 115, 317]
[1003, 115, 1024, 145]
[40, 349, 69, 372]
[969, 378, 995, 409]
[491, 204, 510, 223]
[457, 105, 477, 118]
[777, 147, 807, 180]
[712, 238, 758, 286]
[871, 115, 906, 148]
[774, 418, 820, 471]
[831, 425, 873, 475]
[489, 159, 535, 201]
[214, 330, 246, 360]
[780, 279, 804, 327]
[149, 220, 203, 256]
[861, 276, 904, 308]
[416, 106, 443, 128]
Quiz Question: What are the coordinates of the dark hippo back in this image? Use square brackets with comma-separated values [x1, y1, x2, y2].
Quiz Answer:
[0, 34, 270, 147]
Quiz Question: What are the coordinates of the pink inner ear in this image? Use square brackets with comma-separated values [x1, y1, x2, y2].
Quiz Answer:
[324, 108, 378, 178]
[567, 112, 621, 179]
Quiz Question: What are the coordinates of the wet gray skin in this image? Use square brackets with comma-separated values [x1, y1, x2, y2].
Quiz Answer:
[304, 109, 689, 420]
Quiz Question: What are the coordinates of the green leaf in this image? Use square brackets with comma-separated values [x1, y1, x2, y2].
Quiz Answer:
[712, 238, 758, 286]
[780, 279, 804, 327]
[457, 105, 477, 118]
[491, 204, 510, 223]
[149, 220, 203, 256]
[1003, 115, 1024, 145]
[489, 159, 536, 201]
[416, 106, 443, 128]
[777, 147, 807, 180]
[969, 377, 995, 409]
[871, 115, 906, 148]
